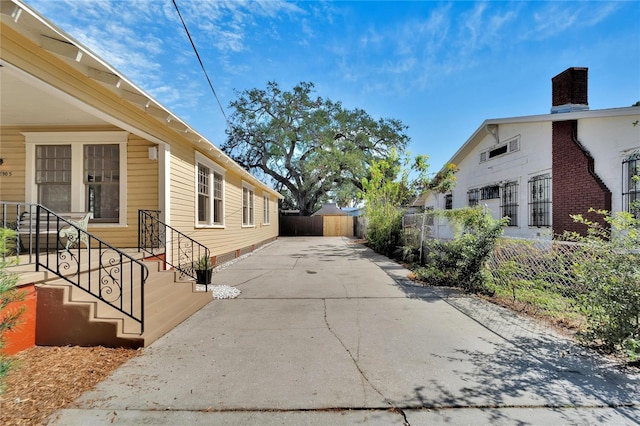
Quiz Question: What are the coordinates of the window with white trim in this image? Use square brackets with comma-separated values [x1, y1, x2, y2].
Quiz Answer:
[480, 136, 520, 163]
[25, 132, 127, 225]
[85, 144, 120, 223]
[195, 152, 225, 227]
[263, 194, 270, 225]
[242, 183, 255, 226]
[197, 164, 210, 224]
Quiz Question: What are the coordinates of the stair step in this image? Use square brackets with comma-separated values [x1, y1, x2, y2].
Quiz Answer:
[42, 262, 210, 346]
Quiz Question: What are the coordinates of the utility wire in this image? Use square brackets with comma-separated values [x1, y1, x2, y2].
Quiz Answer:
[172, 0, 229, 127]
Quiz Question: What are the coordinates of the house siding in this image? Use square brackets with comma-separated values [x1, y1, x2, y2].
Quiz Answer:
[0, 127, 27, 203]
[552, 120, 611, 236]
[2, 11, 279, 258]
[424, 109, 638, 240]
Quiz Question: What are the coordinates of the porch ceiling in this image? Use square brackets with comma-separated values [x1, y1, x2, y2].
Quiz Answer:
[0, 65, 107, 126]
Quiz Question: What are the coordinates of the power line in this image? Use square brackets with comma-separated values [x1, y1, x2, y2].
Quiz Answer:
[171, 0, 229, 127]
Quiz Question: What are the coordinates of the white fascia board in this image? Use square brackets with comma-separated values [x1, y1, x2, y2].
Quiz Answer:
[441, 106, 640, 173]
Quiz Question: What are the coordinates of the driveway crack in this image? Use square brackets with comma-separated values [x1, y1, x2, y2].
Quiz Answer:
[322, 299, 410, 426]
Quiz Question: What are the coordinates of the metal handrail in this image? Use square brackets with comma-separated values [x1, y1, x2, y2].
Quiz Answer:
[138, 209, 210, 288]
[33, 205, 148, 334]
[1, 201, 37, 263]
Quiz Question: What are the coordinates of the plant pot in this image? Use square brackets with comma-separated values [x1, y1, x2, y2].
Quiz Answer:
[196, 269, 212, 285]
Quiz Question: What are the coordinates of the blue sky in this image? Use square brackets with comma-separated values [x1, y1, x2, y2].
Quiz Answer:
[25, 0, 640, 172]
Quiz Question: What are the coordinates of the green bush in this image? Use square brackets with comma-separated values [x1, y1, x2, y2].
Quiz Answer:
[415, 207, 507, 293]
[564, 209, 640, 360]
[0, 228, 24, 393]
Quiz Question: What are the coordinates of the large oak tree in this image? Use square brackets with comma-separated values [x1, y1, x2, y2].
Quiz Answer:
[222, 81, 410, 215]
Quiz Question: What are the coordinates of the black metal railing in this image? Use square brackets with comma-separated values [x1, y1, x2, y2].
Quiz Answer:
[32, 205, 148, 334]
[138, 209, 210, 288]
[1, 201, 38, 263]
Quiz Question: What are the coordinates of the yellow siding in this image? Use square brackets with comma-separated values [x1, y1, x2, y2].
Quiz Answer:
[0, 127, 26, 203]
[167, 144, 279, 260]
[90, 134, 159, 247]
[2, 20, 280, 256]
[0, 126, 159, 247]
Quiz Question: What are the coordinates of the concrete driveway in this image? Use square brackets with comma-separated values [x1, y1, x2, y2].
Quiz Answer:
[48, 237, 639, 425]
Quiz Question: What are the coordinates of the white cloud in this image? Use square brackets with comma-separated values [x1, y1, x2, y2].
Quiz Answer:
[528, 2, 621, 40]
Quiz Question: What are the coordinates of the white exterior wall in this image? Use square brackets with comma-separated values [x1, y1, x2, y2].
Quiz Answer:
[424, 108, 640, 241]
[578, 115, 640, 214]
[447, 121, 554, 239]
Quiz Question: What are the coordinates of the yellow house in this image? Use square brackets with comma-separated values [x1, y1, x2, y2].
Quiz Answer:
[0, 0, 281, 349]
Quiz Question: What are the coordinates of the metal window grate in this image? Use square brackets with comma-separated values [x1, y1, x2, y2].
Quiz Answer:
[481, 185, 500, 200]
[501, 181, 519, 226]
[444, 193, 453, 210]
[623, 152, 640, 218]
[468, 188, 480, 207]
[529, 174, 551, 227]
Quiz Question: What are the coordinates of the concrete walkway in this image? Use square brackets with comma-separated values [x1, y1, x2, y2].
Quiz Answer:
[47, 237, 639, 425]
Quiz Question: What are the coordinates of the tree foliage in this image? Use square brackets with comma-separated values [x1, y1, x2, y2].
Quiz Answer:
[360, 151, 446, 257]
[222, 81, 410, 215]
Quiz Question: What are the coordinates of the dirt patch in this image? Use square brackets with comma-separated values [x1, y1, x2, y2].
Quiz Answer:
[0, 346, 139, 425]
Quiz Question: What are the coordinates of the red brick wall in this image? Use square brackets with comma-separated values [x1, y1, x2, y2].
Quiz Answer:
[552, 120, 611, 236]
[552, 67, 588, 107]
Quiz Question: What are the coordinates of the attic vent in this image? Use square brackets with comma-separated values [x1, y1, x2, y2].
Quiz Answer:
[509, 138, 520, 152]
[480, 152, 487, 163]
[489, 144, 508, 159]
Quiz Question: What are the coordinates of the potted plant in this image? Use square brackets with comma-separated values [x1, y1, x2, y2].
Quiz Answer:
[195, 255, 214, 285]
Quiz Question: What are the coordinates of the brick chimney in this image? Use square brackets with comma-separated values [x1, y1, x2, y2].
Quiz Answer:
[551, 67, 589, 113]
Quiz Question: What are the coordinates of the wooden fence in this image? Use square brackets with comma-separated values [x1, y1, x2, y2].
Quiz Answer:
[279, 216, 354, 237]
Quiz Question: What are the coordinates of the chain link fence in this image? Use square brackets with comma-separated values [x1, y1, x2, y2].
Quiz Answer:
[401, 212, 588, 328]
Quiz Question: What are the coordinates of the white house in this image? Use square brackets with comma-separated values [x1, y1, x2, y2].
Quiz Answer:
[420, 67, 640, 240]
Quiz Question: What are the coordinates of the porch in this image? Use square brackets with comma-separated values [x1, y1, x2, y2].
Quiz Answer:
[2, 206, 211, 351]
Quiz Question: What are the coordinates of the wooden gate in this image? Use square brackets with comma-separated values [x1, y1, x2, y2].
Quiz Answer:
[322, 216, 354, 237]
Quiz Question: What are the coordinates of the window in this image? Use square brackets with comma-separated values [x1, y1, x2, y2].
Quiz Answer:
[623, 152, 640, 218]
[197, 164, 210, 224]
[36, 145, 71, 212]
[480, 136, 520, 163]
[242, 184, 254, 226]
[529, 174, 551, 227]
[195, 152, 225, 227]
[481, 185, 500, 200]
[263, 194, 270, 225]
[444, 193, 453, 210]
[25, 132, 127, 225]
[85, 144, 119, 223]
[501, 181, 519, 226]
[213, 172, 223, 224]
[468, 188, 480, 207]
[489, 145, 508, 158]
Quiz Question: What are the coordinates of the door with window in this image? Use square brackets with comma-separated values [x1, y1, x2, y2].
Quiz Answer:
[85, 144, 120, 222]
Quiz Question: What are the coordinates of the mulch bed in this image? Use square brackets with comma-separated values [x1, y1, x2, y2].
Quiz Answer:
[0, 346, 139, 426]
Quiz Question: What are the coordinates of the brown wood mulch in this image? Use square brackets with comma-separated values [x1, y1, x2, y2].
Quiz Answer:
[0, 346, 139, 426]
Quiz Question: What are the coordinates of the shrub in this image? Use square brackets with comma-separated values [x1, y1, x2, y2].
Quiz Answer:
[0, 228, 24, 393]
[564, 209, 640, 360]
[415, 207, 507, 293]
